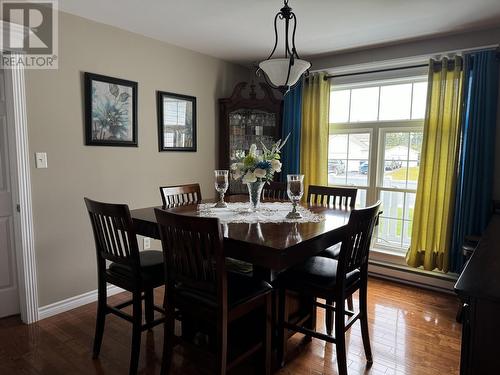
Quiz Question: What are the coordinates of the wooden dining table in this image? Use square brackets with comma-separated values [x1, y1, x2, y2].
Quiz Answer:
[130, 195, 352, 353]
[131, 195, 352, 281]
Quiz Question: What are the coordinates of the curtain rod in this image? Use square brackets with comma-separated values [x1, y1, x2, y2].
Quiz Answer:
[323, 49, 500, 80]
[323, 63, 428, 80]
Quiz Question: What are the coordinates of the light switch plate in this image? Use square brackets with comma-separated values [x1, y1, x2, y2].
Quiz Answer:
[35, 152, 48, 168]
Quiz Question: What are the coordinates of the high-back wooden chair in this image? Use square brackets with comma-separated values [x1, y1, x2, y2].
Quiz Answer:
[84, 198, 165, 375]
[277, 201, 381, 375]
[306, 185, 358, 310]
[262, 181, 288, 201]
[154, 209, 272, 375]
[159, 183, 202, 207]
[307, 185, 357, 208]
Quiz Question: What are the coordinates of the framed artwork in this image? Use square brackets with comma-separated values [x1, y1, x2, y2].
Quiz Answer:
[84, 72, 138, 147]
[157, 91, 197, 152]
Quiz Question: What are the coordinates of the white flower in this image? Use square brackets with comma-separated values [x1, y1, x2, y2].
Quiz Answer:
[242, 171, 257, 184]
[231, 170, 242, 180]
[249, 144, 257, 156]
[254, 168, 267, 178]
[230, 163, 239, 171]
[271, 159, 282, 173]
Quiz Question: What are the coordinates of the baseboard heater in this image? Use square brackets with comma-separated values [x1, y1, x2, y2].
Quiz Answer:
[368, 260, 458, 294]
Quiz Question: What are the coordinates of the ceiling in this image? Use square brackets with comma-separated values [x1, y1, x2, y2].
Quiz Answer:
[59, 0, 500, 65]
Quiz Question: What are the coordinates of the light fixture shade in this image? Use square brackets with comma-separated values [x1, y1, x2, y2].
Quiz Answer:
[259, 58, 311, 87]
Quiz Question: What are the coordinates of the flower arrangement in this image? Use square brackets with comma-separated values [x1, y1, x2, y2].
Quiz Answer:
[230, 135, 289, 184]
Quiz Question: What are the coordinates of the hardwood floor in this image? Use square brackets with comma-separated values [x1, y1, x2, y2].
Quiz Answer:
[0, 278, 461, 375]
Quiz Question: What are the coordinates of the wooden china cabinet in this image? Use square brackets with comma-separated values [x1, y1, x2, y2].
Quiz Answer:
[219, 82, 283, 194]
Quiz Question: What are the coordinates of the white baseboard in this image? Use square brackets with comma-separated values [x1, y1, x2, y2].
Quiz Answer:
[38, 285, 125, 321]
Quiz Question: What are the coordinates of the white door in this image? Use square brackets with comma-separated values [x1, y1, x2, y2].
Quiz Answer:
[0, 69, 19, 318]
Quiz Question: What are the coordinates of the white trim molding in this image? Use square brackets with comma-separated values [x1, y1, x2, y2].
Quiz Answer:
[9, 56, 39, 323]
[38, 285, 125, 321]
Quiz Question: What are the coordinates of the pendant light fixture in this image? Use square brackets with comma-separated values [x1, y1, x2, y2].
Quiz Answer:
[258, 0, 310, 93]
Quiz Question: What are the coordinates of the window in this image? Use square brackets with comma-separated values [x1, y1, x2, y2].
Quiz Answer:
[164, 99, 187, 126]
[328, 76, 427, 254]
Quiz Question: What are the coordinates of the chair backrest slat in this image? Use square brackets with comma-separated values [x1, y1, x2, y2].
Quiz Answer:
[337, 201, 381, 282]
[155, 209, 224, 299]
[307, 185, 357, 209]
[159, 183, 202, 207]
[84, 197, 140, 268]
[262, 181, 287, 201]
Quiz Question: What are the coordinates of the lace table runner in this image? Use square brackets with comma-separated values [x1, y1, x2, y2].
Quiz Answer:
[197, 202, 325, 224]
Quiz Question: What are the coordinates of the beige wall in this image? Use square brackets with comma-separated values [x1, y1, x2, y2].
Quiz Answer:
[25, 12, 248, 307]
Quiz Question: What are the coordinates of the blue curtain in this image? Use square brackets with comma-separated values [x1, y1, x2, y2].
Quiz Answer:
[280, 79, 303, 180]
[450, 50, 500, 273]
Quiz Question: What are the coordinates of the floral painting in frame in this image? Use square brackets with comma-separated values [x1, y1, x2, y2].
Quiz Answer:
[84, 72, 138, 146]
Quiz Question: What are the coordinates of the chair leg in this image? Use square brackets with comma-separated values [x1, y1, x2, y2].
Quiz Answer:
[359, 284, 373, 363]
[160, 305, 175, 375]
[334, 300, 348, 375]
[304, 296, 317, 343]
[263, 294, 272, 375]
[145, 288, 154, 330]
[277, 287, 287, 368]
[216, 314, 228, 375]
[129, 290, 143, 375]
[347, 295, 354, 311]
[92, 280, 107, 359]
[325, 298, 333, 335]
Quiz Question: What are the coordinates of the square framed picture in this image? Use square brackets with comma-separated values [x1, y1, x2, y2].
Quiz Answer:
[157, 91, 197, 152]
[84, 72, 138, 147]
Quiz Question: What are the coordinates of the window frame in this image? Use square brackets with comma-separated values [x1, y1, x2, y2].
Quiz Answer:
[328, 76, 427, 259]
[375, 126, 423, 253]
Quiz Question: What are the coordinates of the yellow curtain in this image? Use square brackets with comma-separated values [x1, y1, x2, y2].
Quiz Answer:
[300, 72, 330, 191]
[406, 57, 463, 272]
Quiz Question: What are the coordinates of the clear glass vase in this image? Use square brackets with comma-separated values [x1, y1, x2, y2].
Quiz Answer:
[247, 181, 265, 212]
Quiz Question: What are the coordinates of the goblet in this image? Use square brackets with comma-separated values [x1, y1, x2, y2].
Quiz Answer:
[214, 170, 229, 208]
[286, 174, 304, 219]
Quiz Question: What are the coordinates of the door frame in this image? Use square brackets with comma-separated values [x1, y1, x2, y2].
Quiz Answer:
[2, 21, 39, 323]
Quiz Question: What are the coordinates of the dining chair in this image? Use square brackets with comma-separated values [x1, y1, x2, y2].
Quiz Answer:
[262, 181, 288, 200]
[277, 201, 381, 375]
[307, 185, 358, 313]
[154, 209, 272, 375]
[159, 183, 202, 207]
[307, 185, 357, 209]
[84, 198, 165, 375]
[307, 185, 357, 259]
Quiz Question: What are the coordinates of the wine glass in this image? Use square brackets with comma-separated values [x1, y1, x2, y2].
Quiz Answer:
[214, 170, 229, 208]
[286, 174, 304, 219]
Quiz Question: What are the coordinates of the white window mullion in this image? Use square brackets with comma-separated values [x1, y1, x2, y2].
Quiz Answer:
[329, 75, 427, 255]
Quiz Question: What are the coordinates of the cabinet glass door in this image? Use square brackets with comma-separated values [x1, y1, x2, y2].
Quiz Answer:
[228, 109, 277, 194]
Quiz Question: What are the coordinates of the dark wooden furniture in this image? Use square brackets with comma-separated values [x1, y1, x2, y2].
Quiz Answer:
[219, 82, 283, 194]
[307, 186, 357, 258]
[155, 210, 272, 375]
[131, 196, 351, 275]
[84, 198, 165, 375]
[307, 185, 357, 209]
[131, 195, 352, 367]
[276, 202, 381, 375]
[262, 181, 287, 201]
[159, 183, 202, 207]
[307, 185, 358, 315]
[455, 213, 500, 375]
